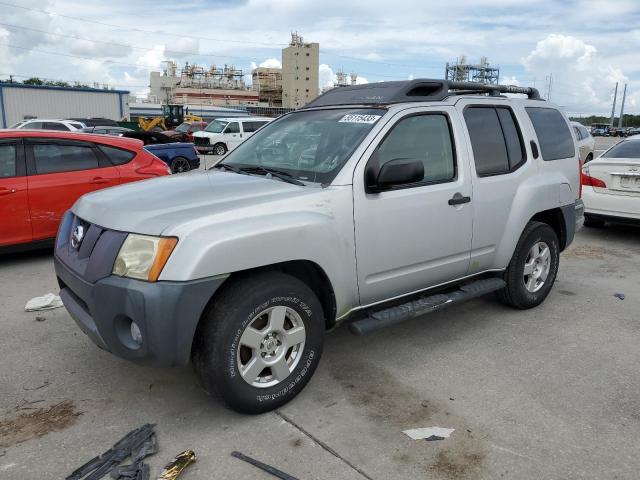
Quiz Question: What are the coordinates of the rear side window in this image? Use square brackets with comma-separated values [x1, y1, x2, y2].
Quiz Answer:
[24, 121, 43, 129]
[376, 114, 456, 184]
[44, 122, 70, 131]
[525, 107, 575, 160]
[0, 144, 17, 178]
[243, 121, 268, 133]
[32, 143, 99, 174]
[99, 145, 136, 165]
[464, 106, 525, 176]
[573, 126, 583, 140]
[579, 126, 590, 139]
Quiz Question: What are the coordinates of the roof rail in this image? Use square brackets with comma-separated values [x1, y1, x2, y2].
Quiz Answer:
[303, 79, 541, 108]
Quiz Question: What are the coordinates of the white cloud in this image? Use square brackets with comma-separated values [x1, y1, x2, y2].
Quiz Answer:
[259, 58, 282, 68]
[135, 45, 166, 74]
[319, 63, 336, 88]
[354, 75, 368, 84]
[165, 37, 199, 58]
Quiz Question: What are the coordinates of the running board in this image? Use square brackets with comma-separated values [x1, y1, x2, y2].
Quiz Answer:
[348, 278, 506, 336]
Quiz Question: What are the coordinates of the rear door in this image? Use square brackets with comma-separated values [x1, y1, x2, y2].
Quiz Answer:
[25, 139, 120, 240]
[0, 139, 32, 247]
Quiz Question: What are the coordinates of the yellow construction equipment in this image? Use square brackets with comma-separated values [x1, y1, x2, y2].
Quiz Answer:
[137, 105, 203, 132]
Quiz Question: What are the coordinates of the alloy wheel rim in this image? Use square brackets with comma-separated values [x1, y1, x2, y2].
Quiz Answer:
[172, 158, 189, 173]
[523, 241, 551, 293]
[215, 145, 225, 155]
[236, 306, 306, 388]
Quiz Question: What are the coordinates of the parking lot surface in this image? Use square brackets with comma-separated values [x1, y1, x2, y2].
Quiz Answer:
[1, 139, 639, 479]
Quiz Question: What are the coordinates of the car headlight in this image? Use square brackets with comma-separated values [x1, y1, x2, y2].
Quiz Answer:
[112, 234, 178, 282]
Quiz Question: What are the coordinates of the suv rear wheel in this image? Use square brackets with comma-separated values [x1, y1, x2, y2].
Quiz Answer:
[496, 221, 559, 309]
[192, 271, 325, 414]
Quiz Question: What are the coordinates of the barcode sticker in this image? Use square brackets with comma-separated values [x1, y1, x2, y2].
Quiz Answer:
[338, 114, 382, 124]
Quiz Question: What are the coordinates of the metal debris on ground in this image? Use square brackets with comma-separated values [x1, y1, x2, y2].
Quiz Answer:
[402, 426, 455, 441]
[614, 293, 625, 300]
[157, 450, 196, 480]
[25, 293, 63, 311]
[424, 435, 446, 442]
[231, 451, 299, 480]
[66, 424, 156, 480]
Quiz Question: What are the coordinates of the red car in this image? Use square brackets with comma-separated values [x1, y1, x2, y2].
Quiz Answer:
[0, 130, 170, 251]
[163, 121, 208, 143]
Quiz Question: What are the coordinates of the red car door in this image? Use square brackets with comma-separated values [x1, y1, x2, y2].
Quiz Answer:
[25, 138, 120, 241]
[0, 139, 32, 247]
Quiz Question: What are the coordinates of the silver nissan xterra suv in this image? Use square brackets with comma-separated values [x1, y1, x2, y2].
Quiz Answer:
[54, 79, 584, 413]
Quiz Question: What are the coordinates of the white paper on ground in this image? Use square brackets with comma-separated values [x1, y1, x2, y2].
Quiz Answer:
[402, 426, 455, 440]
[25, 293, 64, 311]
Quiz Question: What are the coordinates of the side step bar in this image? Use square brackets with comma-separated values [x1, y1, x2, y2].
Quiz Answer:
[348, 278, 506, 336]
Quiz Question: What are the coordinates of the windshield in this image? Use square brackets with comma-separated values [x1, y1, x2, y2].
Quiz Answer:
[176, 123, 190, 133]
[602, 141, 640, 159]
[205, 120, 228, 133]
[219, 108, 385, 183]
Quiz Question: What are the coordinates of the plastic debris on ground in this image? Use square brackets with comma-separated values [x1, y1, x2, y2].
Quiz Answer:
[25, 293, 63, 311]
[402, 426, 455, 441]
[614, 293, 625, 300]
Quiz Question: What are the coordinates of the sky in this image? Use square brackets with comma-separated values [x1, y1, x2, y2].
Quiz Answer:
[0, 0, 638, 116]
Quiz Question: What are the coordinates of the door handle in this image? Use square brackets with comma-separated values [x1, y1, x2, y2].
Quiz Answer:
[89, 177, 110, 184]
[0, 188, 17, 196]
[448, 193, 471, 206]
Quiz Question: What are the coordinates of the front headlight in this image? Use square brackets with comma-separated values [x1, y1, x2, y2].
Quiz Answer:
[112, 234, 178, 282]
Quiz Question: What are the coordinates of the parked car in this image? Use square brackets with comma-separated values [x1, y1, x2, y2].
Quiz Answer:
[121, 131, 200, 173]
[571, 121, 595, 164]
[193, 117, 273, 155]
[163, 121, 208, 143]
[582, 136, 640, 227]
[11, 119, 86, 131]
[54, 79, 582, 414]
[80, 126, 133, 135]
[629, 127, 640, 136]
[68, 118, 120, 127]
[0, 130, 169, 251]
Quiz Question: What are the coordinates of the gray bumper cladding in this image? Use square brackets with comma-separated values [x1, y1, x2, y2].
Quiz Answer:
[55, 254, 227, 367]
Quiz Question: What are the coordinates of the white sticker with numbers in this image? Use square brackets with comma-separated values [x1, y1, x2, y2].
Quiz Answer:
[338, 114, 382, 124]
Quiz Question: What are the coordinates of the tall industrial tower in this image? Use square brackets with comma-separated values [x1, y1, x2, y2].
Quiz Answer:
[445, 56, 500, 84]
[282, 32, 320, 108]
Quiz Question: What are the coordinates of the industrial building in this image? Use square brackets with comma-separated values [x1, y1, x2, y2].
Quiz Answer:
[445, 56, 499, 84]
[252, 67, 283, 107]
[281, 32, 320, 108]
[0, 83, 129, 128]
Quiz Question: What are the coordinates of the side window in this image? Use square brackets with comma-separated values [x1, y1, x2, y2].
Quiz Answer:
[573, 126, 583, 140]
[579, 126, 590, 139]
[25, 122, 43, 129]
[464, 106, 525, 176]
[0, 144, 17, 178]
[224, 122, 240, 134]
[44, 122, 70, 131]
[32, 143, 100, 174]
[376, 114, 456, 185]
[99, 145, 136, 165]
[525, 107, 575, 160]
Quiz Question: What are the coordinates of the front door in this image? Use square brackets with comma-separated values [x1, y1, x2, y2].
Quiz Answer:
[0, 139, 32, 247]
[223, 122, 242, 151]
[353, 107, 473, 305]
[25, 139, 120, 240]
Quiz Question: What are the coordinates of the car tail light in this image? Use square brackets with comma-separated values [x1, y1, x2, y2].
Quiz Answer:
[581, 166, 606, 188]
[136, 151, 170, 176]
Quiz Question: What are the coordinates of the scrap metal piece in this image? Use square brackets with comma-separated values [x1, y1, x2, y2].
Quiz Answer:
[231, 451, 299, 480]
[156, 450, 196, 480]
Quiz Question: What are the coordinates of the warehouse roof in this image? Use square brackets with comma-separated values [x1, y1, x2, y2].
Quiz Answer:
[0, 83, 130, 94]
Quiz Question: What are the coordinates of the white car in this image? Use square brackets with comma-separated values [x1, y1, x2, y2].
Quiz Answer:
[193, 116, 274, 155]
[571, 121, 595, 164]
[11, 119, 86, 131]
[582, 137, 640, 226]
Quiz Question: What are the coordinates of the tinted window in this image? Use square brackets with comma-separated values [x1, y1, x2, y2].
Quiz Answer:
[225, 122, 240, 134]
[602, 141, 640, 159]
[496, 108, 526, 169]
[525, 107, 575, 160]
[573, 126, 583, 140]
[32, 143, 99, 174]
[99, 145, 136, 165]
[377, 114, 455, 184]
[0, 145, 17, 178]
[24, 121, 43, 129]
[243, 121, 269, 133]
[579, 126, 590, 138]
[44, 122, 71, 131]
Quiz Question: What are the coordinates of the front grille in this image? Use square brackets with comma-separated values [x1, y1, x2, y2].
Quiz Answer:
[194, 136, 210, 146]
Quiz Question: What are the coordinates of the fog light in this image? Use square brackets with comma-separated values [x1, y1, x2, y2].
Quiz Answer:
[130, 321, 143, 345]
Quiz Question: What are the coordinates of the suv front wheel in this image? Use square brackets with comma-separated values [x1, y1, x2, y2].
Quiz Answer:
[496, 221, 560, 309]
[192, 271, 325, 414]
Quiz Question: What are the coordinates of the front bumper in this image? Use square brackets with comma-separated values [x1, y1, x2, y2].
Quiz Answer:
[55, 254, 226, 367]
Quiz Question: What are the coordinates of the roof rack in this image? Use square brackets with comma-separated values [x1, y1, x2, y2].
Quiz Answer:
[303, 79, 541, 108]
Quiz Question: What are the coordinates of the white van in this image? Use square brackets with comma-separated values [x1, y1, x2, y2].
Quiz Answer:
[193, 116, 274, 155]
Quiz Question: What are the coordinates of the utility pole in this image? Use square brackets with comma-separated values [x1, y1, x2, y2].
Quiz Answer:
[610, 82, 618, 127]
[618, 83, 627, 128]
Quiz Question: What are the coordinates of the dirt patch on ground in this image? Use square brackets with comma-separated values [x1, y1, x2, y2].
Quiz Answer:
[428, 451, 484, 479]
[0, 400, 82, 448]
[563, 245, 630, 260]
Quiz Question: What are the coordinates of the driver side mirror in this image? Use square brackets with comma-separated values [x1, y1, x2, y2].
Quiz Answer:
[367, 158, 424, 192]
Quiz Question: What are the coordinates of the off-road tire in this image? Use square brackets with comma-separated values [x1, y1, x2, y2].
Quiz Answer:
[192, 271, 325, 414]
[213, 143, 227, 156]
[496, 221, 560, 309]
[584, 214, 605, 228]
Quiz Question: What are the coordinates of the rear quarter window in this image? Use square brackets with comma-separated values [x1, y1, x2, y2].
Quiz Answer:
[99, 145, 136, 165]
[525, 107, 575, 160]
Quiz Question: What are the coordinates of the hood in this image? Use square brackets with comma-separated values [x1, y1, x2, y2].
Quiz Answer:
[72, 170, 306, 235]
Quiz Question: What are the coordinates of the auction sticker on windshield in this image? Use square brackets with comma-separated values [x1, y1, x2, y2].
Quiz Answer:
[339, 114, 382, 124]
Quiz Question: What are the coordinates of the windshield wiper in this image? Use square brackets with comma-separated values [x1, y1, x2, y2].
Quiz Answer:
[240, 166, 305, 186]
[212, 163, 248, 174]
